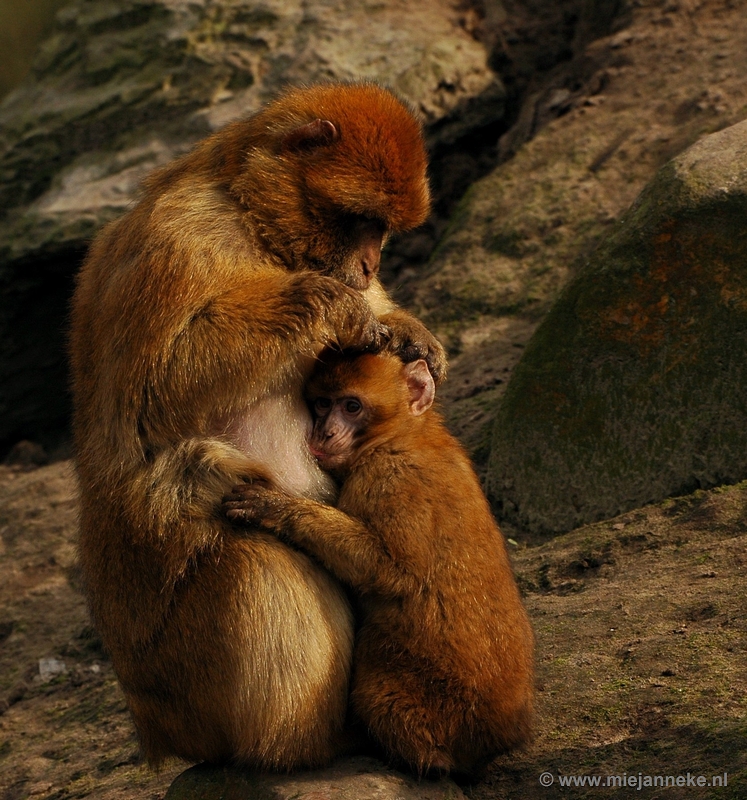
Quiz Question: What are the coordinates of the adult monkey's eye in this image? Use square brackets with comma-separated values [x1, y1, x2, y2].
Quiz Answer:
[344, 399, 362, 415]
[314, 397, 332, 413]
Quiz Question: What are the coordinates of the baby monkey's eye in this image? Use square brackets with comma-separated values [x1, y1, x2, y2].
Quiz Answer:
[344, 399, 362, 415]
[314, 397, 332, 413]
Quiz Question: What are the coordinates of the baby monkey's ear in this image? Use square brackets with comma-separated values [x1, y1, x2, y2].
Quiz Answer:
[403, 359, 435, 417]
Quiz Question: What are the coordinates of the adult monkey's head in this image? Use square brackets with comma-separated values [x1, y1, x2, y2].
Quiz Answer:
[221, 82, 431, 289]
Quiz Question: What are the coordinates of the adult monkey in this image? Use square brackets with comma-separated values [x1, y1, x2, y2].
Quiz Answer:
[70, 83, 446, 769]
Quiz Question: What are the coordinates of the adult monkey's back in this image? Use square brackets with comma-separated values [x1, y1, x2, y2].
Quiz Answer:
[70, 83, 446, 769]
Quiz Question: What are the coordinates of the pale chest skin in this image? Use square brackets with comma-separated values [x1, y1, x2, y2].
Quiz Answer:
[223, 279, 395, 501]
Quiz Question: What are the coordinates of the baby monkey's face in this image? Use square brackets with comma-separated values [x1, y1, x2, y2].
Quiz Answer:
[308, 392, 370, 473]
[305, 352, 435, 475]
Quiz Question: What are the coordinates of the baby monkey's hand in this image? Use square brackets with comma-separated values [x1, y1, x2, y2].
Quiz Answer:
[223, 482, 289, 531]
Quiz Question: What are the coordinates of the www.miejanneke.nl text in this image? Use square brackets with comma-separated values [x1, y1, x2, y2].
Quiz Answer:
[539, 772, 729, 789]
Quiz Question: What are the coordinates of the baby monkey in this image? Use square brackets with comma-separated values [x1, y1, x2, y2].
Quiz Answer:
[224, 352, 534, 778]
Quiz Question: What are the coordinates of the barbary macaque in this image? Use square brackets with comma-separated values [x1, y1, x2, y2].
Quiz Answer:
[224, 352, 534, 778]
[69, 82, 447, 769]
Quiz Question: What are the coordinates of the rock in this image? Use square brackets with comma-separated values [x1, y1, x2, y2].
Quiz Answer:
[38, 657, 67, 682]
[0, 0, 502, 450]
[487, 119, 747, 533]
[398, 2, 747, 470]
[4, 440, 49, 468]
[164, 757, 465, 800]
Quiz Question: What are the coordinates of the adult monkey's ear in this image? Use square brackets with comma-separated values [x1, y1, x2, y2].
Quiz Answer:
[403, 359, 435, 417]
[281, 119, 339, 151]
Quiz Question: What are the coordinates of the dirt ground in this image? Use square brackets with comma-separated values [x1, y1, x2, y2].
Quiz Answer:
[484, 488, 747, 799]
[0, 460, 744, 799]
[0, 462, 181, 800]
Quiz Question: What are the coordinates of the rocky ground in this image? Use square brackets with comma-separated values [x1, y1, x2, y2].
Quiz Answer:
[1, 461, 745, 799]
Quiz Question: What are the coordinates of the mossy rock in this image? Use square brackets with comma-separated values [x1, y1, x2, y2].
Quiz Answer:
[487, 119, 747, 534]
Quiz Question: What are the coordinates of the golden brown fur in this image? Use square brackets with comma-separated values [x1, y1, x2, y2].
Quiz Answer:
[70, 83, 445, 769]
[225, 353, 534, 778]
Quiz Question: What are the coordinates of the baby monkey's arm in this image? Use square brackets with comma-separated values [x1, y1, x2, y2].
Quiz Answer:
[223, 483, 416, 596]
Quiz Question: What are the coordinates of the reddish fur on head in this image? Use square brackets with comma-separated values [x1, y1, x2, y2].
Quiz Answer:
[210, 83, 431, 272]
[308, 352, 406, 417]
[267, 83, 430, 230]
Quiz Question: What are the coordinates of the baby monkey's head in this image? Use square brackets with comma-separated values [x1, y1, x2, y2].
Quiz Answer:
[305, 352, 435, 475]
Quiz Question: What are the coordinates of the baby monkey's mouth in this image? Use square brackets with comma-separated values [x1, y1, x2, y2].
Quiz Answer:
[309, 443, 346, 470]
[310, 446, 338, 460]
